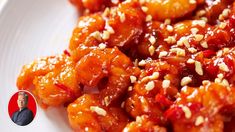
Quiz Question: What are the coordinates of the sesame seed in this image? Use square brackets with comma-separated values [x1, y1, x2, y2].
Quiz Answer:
[200, 41, 208, 48]
[222, 8, 230, 18]
[196, 10, 206, 17]
[148, 45, 155, 56]
[202, 80, 210, 85]
[189, 0, 196, 4]
[223, 48, 229, 54]
[217, 50, 223, 57]
[187, 59, 195, 64]
[139, 0, 145, 4]
[221, 79, 229, 87]
[130, 76, 137, 83]
[136, 116, 142, 123]
[194, 34, 204, 41]
[192, 20, 206, 27]
[103, 96, 110, 106]
[219, 22, 227, 29]
[164, 19, 171, 25]
[138, 60, 146, 66]
[118, 12, 126, 23]
[159, 51, 168, 58]
[188, 47, 197, 53]
[217, 73, 224, 79]
[90, 31, 102, 41]
[182, 106, 192, 119]
[141, 6, 148, 12]
[149, 35, 156, 44]
[218, 62, 229, 72]
[121, 101, 125, 108]
[90, 106, 107, 116]
[164, 36, 176, 44]
[177, 37, 190, 48]
[191, 28, 199, 35]
[215, 78, 222, 83]
[145, 81, 155, 91]
[98, 43, 106, 49]
[181, 76, 192, 86]
[145, 15, 152, 22]
[128, 86, 133, 91]
[102, 31, 110, 40]
[151, 72, 160, 79]
[105, 24, 115, 34]
[162, 80, 170, 89]
[166, 25, 174, 32]
[200, 17, 208, 22]
[141, 72, 160, 82]
[195, 61, 203, 75]
[195, 116, 204, 126]
[170, 48, 185, 57]
[102, 8, 110, 17]
[219, 14, 224, 21]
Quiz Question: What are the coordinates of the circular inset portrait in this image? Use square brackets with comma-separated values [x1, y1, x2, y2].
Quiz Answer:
[8, 90, 37, 126]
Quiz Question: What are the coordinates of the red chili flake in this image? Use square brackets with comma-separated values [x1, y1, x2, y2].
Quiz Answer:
[54, 82, 75, 98]
[223, 55, 234, 77]
[203, 50, 216, 58]
[164, 105, 184, 121]
[64, 49, 71, 56]
[205, 62, 218, 77]
[155, 94, 173, 108]
[229, 15, 235, 28]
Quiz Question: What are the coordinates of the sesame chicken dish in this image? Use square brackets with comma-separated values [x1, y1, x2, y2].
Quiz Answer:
[17, 0, 235, 131]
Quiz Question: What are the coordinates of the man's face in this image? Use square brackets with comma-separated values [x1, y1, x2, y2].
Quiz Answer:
[17, 95, 27, 109]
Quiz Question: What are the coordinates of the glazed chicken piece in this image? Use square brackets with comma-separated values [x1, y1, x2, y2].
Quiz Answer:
[165, 82, 235, 132]
[123, 115, 167, 132]
[17, 54, 81, 107]
[69, 0, 145, 62]
[76, 47, 140, 106]
[67, 94, 129, 132]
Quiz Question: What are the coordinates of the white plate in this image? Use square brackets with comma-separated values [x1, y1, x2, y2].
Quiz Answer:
[0, 0, 78, 131]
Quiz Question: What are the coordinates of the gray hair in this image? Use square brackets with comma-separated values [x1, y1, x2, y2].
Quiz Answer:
[18, 91, 28, 104]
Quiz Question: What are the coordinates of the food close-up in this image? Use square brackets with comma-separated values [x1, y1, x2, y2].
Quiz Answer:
[16, 0, 235, 131]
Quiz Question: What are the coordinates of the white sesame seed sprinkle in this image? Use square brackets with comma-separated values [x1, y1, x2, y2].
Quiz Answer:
[149, 35, 156, 44]
[98, 43, 106, 49]
[102, 31, 110, 40]
[182, 106, 192, 119]
[90, 31, 102, 41]
[218, 62, 229, 72]
[162, 80, 170, 89]
[148, 45, 155, 56]
[189, 0, 196, 4]
[145, 15, 152, 22]
[164, 36, 176, 44]
[130, 76, 137, 83]
[90, 106, 107, 116]
[188, 47, 197, 53]
[141, 6, 148, 12]
[200, 41, 208, 48]
[191, 28, 199, 35]
[194, 34, 204, 42]
[195, 61, 203, 75]
[195, 116, 204, 126]
[166, 25, 174, 32]
[145, 81, 155, 91]
[159, 51, 168, 58]
[181, 76, 192, 86]
[187, 59, 195, 64]
[138, 60, 146, 66]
